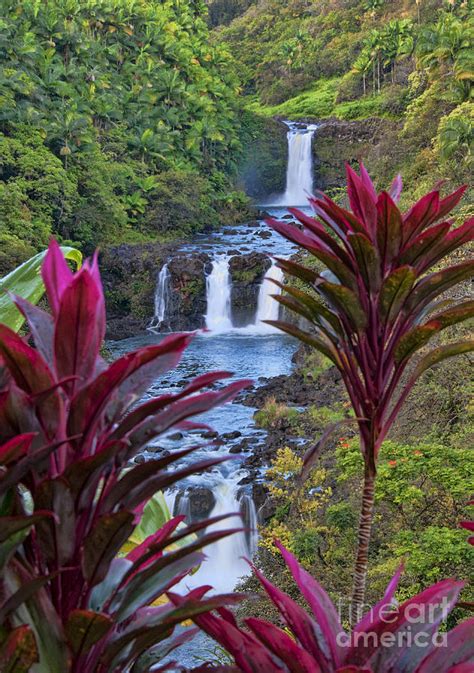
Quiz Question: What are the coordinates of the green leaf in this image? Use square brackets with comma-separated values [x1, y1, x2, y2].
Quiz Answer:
[0, 574, 58, 624]
[278, 284, 343, 334]
[0, 513, 54, 544]
[347, 232, 381, 292]
[274, 257, 319, 285]
[425, 300, 474, 330]
[65, 610, 113, 657]
[407, 260, 474, 314]
[396, 300, 474, 363]
[130, 491, 171, 542]
[394, 325, 439, 363]
[0, 247, 82, 332]
[0, 626, 38, 673]
[379, 266, 416, 323]
[264, 320, 341, 366]
[407, 340, 474, 386]
[318, 281, 367, 331]
[82, 511, 135, 587]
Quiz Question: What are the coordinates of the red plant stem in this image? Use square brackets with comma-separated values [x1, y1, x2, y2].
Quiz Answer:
[351, 451, 376, 622]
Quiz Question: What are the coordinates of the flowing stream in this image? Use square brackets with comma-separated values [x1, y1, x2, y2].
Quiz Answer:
[108, 120, 316, 667]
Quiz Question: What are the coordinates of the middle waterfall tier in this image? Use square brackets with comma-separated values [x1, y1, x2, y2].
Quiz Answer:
[204, 255, 284, 334]
[150, 247, 292, 334]
[205, 256, 234, 332]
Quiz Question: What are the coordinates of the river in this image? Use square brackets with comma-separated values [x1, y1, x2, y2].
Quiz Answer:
[107, 121, 317, 668]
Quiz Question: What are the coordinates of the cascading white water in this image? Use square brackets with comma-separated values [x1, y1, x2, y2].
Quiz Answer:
[239, 493, 258, 557]
[251, 261, 284, 333]
[275, 122, 318, 206]
[205, 256, 233, 332]
[256, 262, 284, 324]
[173, 480, 256, 595]
[153, 263, 170, 327]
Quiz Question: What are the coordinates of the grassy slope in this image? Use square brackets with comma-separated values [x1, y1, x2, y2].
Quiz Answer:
[245, 77, 392, 121]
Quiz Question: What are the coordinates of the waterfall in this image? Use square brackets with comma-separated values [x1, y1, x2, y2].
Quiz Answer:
[276, 122, 318, 206]
[239, 493, 259, 557]
[250, 261, 284, 333]
[153, 263, 170, 328]
[173, 480, 257, 594]
[205, 256, 233, 333]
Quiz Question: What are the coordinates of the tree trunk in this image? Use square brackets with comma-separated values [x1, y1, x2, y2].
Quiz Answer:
[351, 464, 376, 624]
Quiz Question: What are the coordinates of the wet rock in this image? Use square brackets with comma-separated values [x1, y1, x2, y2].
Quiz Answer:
[202, 430, 219, 439]
[164, 252, 210, 331]
[149, 446, 167, 454]
[168, 432, 184, 441]
[229, 252, 271, 327]
[223, 228, 239, 235]
[101, 241, 178, 340]
[282, 214, 294, 220]
[222, 431, 242, 440]
[176, 487, 216, 521]
[257, 230, 272, 238]
[258, 496, 276, 524]
[229, 445, 243, 454]
[227, 249, 241, 256]
[312, 117, 400, 191]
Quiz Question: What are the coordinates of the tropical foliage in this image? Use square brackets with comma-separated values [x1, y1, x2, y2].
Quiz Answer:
[176, 541, 474, 672]
[0, 0, 244, 264]
[220, 0, 473, 196]
[266, 164, 474, 615]
[0, 241, 250, 672]
[0, 246, 82, 331]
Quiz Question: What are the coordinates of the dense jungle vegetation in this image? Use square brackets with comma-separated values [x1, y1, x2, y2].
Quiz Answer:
[0, 0, 247, 273]
[1, 0, 472, 275]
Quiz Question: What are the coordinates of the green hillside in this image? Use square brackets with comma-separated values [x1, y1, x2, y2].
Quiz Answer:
[212, 0, 473, 200]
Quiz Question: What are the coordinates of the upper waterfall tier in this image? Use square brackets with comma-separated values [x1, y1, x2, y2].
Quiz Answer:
[273, 121, 318, 207]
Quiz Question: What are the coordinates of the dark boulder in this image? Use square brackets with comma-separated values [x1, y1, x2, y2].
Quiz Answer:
[164, 252, 210, 331]
[175, 487, 216, 521]
[101, 242, 177, 340]
[229, 252, 271, 327]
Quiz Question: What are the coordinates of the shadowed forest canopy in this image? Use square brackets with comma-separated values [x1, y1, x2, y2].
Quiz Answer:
[0, 0, 243, 270]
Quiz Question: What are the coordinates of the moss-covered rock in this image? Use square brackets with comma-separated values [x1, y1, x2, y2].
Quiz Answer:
[229, 252, 271, 326]
[100, 242, 177, 340]
[312, 117, 401, 191]
[165, 253, 211, 331]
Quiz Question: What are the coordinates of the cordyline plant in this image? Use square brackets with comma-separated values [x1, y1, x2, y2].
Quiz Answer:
[0, 241, 251, 673]
[175, 541, 474, 673]
[266, 164, 474, 617]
